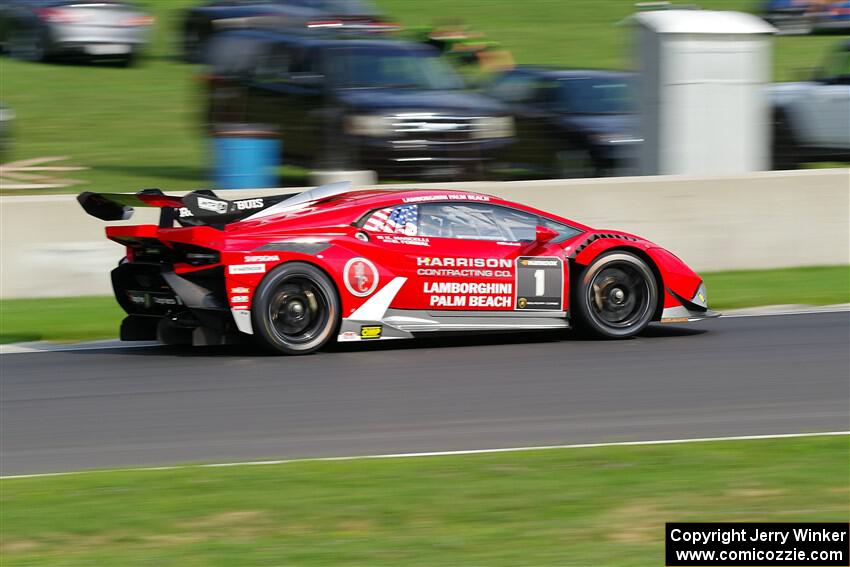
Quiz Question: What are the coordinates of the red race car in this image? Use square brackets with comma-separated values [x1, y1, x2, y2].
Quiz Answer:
[78, 183, 718, 354]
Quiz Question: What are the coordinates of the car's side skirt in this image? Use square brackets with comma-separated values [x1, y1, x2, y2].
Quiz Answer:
[338, 308, 569, 342]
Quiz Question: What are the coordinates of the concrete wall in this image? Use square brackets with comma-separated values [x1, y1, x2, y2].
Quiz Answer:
[1, 169, 847, 298]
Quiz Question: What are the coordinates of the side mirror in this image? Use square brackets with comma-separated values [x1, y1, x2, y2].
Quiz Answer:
[535, 225, 559, 244]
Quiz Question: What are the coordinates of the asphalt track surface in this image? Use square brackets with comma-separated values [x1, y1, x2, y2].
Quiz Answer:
[1, 312, 848, 476]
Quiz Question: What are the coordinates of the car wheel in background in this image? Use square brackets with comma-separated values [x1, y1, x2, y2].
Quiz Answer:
[8, 27, 47, 62]
[573, 251, 659, 338]
[553, 147, 597, 179]
[116, 51, 138, 68]
[251, 262, 340, 355]
[772, 110, 801, 170]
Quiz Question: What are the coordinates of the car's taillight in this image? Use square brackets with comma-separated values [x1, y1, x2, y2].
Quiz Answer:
[125, 246, 135, 263]
[120, 15, 155, 27]
[35, 8, 83, 24]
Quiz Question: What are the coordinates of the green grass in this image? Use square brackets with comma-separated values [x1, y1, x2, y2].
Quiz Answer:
[1, 265, 846, 344]
[0, 296, 124, 344]
[1, 1, 846, 196]
[1, 435, 847, 566]
[703, 265, 850, 309]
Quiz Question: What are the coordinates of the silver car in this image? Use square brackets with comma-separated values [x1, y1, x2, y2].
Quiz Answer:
[0, 0, 153, 65]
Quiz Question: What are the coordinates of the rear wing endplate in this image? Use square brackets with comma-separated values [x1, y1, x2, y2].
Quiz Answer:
[77, 188, 297, 228]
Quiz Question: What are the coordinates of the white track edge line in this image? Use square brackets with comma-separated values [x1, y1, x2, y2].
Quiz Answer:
[721, 307, 850, 319]
[2, 431, 847, 480]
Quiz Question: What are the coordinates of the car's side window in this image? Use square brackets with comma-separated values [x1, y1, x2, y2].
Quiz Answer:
[489, 206, 538, 241]
[539, 217, 583, 242]
[362, 205, 419, 235]
[418, 203, 537, 242]
[253, 45, 292, 84]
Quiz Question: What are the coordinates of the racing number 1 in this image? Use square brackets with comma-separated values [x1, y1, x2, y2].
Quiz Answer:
[533, 269, 545, 297]
[515, 257, 564, 310]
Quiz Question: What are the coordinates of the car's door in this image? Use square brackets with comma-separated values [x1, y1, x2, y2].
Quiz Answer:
[245, 41, 325, 165]
[360, 200, 570, 316]
[282, 45, 327, 163]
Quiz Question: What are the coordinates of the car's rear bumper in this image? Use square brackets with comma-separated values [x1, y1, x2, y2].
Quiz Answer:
[112, 262, 239, 345]
[48, 23, 150, 53]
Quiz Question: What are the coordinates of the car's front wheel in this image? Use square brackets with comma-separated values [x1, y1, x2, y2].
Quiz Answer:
[573, 251, 658, 338]
[251, 262, 340, 355]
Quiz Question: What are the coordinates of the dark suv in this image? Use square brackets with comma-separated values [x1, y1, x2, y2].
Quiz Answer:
[204, 30, 514, 179]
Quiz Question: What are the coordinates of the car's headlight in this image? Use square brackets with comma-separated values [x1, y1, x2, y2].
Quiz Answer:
[344, 115, 393, 137]
[472, 116, 515, 139]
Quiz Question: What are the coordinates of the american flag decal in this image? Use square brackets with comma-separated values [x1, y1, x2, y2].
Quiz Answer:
[363, 205, 418, 235]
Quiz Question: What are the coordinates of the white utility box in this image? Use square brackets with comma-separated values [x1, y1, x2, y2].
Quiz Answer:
[633, 10, 775, 175]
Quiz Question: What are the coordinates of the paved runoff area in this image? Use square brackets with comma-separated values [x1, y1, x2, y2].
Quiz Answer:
[1, 311, 848, 476]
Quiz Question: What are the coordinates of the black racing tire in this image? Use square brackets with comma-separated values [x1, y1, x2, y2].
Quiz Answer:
[251, 262, 340, 355]
[772, 110, 801, 170]
[573, 251, 659, 338]
[114, 51, 138, 68]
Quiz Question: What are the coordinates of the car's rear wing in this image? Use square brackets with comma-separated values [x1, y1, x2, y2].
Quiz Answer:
[77, 188, 297, 228]
[78, 182, 356, 228]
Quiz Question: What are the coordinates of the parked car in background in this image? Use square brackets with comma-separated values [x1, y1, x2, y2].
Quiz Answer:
[181, 0, 396, 63]
[483, 67, 640, 178]
[770, 40, 850, 169]
[761, 0, 850, 35]
[0, 0, 153, 65]
[204, 30, 514, 179]
[0, 102, 14, 163]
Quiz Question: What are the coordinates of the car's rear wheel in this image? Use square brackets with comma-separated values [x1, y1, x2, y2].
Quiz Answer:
[573, 251, 658, 338]
[251, 262, 339, 355]
[772, 110, 801, 170]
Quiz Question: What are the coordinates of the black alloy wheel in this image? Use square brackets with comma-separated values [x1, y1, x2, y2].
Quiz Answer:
[574, 251, 658, 338]
[252, 262, 339, 354]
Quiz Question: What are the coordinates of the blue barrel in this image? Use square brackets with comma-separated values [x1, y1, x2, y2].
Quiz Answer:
[211, 123, 281, 190]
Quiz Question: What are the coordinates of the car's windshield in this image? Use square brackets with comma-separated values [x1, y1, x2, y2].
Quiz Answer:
[329, 47, 464, 90]
[554, 77, 635, 114]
